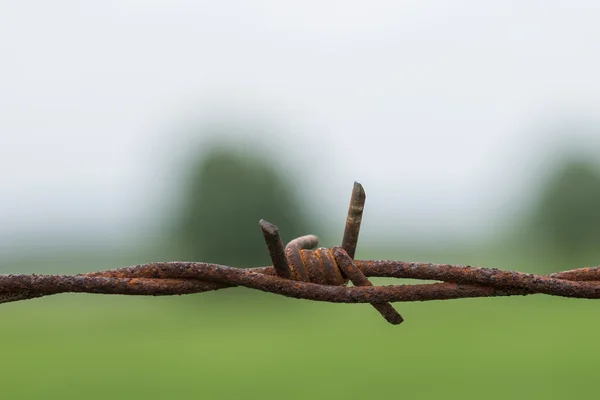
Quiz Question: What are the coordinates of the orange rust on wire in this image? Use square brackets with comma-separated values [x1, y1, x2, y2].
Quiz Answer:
[5, 262, 600, 303]
[311, 248, 346, 286]
[341, 181, 366, 260]
[337, 181, 403, 322]
[283, 235, 317, 282]
[259, 182, 399, 323]
[332, 246, 403, 325]
[3, 182, 600, 326]
[283, 240, 346, 286]
[259, 219, 292, 279]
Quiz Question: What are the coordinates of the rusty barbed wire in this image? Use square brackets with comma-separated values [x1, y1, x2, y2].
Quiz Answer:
[2, 182, 600, 325]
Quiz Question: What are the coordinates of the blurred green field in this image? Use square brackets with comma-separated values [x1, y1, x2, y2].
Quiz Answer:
[1, 288, 598, 399]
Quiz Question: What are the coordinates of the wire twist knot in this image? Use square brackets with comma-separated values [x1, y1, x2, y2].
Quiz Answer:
[259, 182, 404, 324]
[3, 182, 600, 326]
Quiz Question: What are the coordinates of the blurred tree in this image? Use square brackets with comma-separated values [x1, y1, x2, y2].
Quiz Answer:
[173, 141, 311, 268]
[528, 157, 600, 263]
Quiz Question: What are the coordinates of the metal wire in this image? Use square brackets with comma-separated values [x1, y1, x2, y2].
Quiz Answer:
[2, 182, 600, 325]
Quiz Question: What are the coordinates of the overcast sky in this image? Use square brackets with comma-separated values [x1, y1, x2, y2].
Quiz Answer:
[1, 1, 600, 253]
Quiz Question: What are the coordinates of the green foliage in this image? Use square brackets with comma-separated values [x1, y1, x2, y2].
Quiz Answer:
[2, 295, 599, 399]
[173, 141, 310, 268]
[528, 157, 600, 262]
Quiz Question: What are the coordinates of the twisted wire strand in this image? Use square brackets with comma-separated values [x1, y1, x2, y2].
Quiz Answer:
[1, 248, 599, 307]
[3, 181, 599, 325]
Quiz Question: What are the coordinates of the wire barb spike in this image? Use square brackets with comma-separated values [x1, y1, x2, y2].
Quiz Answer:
[2, 182, 600, 326]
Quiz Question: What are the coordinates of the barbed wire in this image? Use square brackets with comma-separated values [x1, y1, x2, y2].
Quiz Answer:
[2, 182, 599, 325]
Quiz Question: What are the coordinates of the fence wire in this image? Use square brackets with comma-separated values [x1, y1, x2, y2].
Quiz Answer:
[2, 182, 599, 325]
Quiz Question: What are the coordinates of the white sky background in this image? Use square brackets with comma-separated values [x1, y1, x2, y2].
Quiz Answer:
[1, 1, 600, 253]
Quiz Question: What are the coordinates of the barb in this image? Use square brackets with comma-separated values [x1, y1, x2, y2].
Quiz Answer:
[2, 182, 600, 325]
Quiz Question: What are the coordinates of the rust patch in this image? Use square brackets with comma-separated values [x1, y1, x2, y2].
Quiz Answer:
[2, 182, 600, 326]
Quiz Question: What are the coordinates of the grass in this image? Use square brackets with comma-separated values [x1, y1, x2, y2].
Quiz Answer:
[1, 288, 598, 399]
